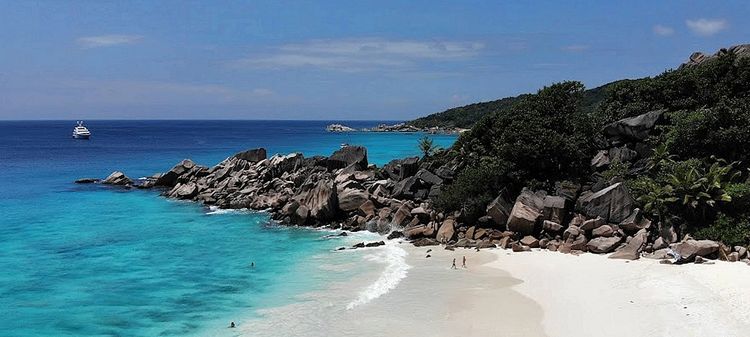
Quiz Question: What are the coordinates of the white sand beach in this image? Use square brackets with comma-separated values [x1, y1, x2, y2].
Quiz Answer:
[235, 242, 750, 337]
[489, 249, 750, 337]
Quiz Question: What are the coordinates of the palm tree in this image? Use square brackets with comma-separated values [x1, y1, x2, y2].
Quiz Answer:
[418, 136, 440, 158]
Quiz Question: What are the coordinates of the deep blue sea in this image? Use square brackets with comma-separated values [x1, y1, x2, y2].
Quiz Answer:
[0, 120, 456, 337]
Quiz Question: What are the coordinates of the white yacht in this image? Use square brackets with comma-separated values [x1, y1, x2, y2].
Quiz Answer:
[72, 121, 91, 139]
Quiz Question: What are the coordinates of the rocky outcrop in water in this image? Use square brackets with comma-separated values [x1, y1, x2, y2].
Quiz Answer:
[102, 171, 132, 186]
[326, 124, 356, 132]
[86, 123, 748, 265]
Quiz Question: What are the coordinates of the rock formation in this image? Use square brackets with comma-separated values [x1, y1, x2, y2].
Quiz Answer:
[85, 136, 746, 266]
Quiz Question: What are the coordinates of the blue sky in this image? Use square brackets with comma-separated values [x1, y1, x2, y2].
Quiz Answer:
[0, 0, 747, 120]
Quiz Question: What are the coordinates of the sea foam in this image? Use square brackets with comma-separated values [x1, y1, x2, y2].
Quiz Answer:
[205, 206, 251, 215]
[346, 243, 411, 309]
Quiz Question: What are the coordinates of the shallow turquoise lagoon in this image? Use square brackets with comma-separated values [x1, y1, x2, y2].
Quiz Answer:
[0, 120, 455, 336]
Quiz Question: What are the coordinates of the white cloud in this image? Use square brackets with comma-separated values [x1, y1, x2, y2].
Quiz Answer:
[3, 79, 277, 108]
[561, 44, 589, 52]
[279, 39, 484, 58]
[685, 18, 728, 36]
[232, 38, 484, 72]
[77, 35, 143, 48]
[653, 24, 675, 37]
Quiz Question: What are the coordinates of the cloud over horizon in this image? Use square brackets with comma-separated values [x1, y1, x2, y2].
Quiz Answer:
[76, 35, 143, 48]
[231, 38, 485, 72]
[685, 18, 728, 36]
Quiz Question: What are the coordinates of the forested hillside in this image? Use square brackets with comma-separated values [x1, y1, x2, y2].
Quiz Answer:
[429, 44, 750, 246]
[409, 81, 614, 129]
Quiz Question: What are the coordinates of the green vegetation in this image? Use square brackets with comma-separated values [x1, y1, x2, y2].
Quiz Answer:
[599, 50, 750, 244]
[694, 213, 750, 247]
[409, 95, 525, 129]
[429, 46, 750, 244]
[437, 159, 512, 221]
[417, 136, 440, 158]
[408, 80, 612, 129]
[435, 81, 598, 220]
[629, 157, 741, 232]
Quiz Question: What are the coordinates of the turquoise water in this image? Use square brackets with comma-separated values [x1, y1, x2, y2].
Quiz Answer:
[0, 121, 455, 336]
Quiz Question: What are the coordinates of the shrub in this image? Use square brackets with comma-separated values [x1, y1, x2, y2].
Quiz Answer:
[629, 155, 744, 240]
[694, 213, 750, 247]
[596, 51, 750, 125]
[417, 136, 440, 158]
[661, 99, 750, 166]
[453, 81, 597, 192]
[435, 158, 513, 222]
[601, 161, 630, 182]
[724, 182, 750, 214]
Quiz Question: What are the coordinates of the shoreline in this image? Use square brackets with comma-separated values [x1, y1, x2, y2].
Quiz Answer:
[80, 136, 750, 336]
[232, 244, 750, 337]
[234, 242, 546, 337]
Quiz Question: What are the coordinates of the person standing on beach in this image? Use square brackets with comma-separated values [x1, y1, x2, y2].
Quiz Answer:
[451, 258, 457, 269]
[462, 256, 466, 268]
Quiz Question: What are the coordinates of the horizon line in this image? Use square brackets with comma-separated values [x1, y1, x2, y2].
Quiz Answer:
[0, 118, 408, 122]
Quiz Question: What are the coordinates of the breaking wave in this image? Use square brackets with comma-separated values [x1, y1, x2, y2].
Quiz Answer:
[205, 206, 251, 215]
[346, 243, 411, 309]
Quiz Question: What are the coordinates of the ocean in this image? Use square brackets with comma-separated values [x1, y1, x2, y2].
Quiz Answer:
[0, 120, 456, 337]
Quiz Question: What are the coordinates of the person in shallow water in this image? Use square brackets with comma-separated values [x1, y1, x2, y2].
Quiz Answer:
[230, 322, 236, 328]
[462, 256, 467, 268]
[451, 258, 457, 269]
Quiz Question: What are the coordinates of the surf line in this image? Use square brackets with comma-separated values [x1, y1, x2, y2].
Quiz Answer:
[346, 243, 411, 310]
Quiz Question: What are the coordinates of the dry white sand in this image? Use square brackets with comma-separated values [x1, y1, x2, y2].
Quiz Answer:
[487, 249, 750, 337]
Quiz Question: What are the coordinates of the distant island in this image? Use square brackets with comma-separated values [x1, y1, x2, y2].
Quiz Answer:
[326, 122, 467, 134]
[325, 123, 356, 132]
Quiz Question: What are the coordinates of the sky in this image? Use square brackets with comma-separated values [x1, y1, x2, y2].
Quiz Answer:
[0, 0, 747, 120]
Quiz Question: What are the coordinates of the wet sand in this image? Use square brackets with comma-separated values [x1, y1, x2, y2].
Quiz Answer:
[236, 241, 546, 337]
[231, 242, 750, 337]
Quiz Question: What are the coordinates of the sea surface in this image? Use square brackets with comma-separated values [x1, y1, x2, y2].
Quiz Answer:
[0, 120, 456, 337]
